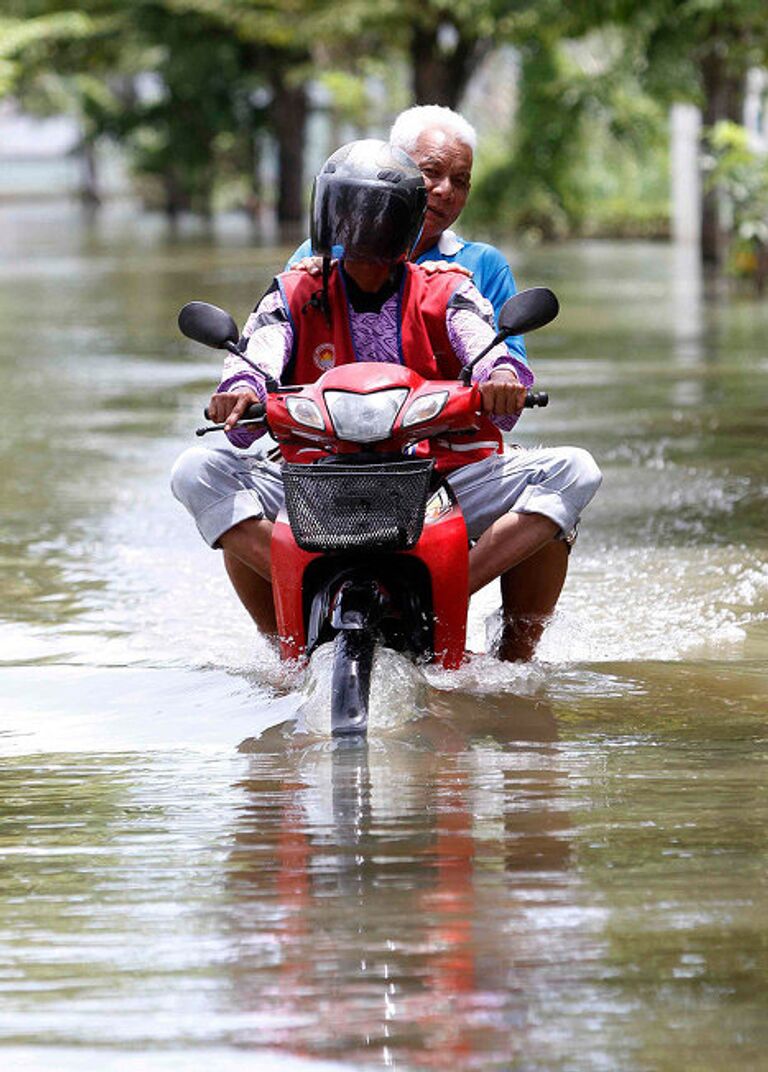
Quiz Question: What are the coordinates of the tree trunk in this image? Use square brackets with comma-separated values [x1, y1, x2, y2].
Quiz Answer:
[699, 46, 746, 264]
[247, 128, 262, 218]
[78, 136, 101, 208]
[271, 71, 308, 225]
[163, 168, 187, 221]
[410, 22, 487, 108]
[755, 240, 768, 295]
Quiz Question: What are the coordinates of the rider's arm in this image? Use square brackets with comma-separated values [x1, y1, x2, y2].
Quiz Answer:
[214, 283, 294, 448]
[446, 278, 533, 430]
[447, 243, 527, 365]
[474, 250, 528, 366]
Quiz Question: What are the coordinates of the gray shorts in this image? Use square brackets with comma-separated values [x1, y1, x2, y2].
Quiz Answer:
[170, 444, 602, 548]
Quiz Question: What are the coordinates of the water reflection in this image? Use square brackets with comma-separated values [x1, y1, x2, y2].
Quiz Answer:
[671, 240, 706, 409]
[229, 695, 575, 1066]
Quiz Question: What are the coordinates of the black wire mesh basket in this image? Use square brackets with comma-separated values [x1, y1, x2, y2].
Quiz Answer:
[282, 459, 435, 552]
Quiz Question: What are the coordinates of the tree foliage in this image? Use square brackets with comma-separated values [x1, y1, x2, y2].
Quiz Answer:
[1, 0, 312, 217]
[559, 0, 768, 258]
[3, 0, 768, 261]
[465, 28, 669, 239]
[704, 120, 768, 289]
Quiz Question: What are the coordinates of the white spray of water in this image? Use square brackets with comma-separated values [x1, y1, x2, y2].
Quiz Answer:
[296, 643, 427, 737]
[533, 545, 768, 662]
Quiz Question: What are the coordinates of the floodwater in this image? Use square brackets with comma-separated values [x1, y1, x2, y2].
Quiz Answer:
[1, 202, 766, 1071]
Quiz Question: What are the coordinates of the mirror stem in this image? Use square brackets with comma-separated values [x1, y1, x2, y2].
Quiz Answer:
[225, 339, 280, 393]
[460, 329, 510, 384]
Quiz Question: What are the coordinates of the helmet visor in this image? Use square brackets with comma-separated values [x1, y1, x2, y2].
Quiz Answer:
[312, 177, 425, 264]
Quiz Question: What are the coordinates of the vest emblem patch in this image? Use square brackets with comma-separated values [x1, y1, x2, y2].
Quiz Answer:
[312, 343, 335, 371]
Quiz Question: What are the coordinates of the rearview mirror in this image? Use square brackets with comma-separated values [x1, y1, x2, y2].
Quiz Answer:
[498, 288, 559, 337]
[178, 302, 240, 350]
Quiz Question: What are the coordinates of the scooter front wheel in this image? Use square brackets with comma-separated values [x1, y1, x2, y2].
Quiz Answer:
[331, 629, 374, 736]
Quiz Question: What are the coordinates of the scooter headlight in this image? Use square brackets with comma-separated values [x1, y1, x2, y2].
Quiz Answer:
[402, 390, 449, 428]
[286, 395, 325, 430]
[324, 388, 408, 443]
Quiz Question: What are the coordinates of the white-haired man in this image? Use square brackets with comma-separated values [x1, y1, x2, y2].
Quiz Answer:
[389, 105, 525, 359]
[283, 108, 577, 661]
[289, 105, 526, 367]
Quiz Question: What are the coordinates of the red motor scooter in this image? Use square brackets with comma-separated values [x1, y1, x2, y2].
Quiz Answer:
[181, 287, 558, 736]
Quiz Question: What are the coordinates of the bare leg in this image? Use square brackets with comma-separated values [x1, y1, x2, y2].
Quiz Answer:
[219, 518, 276, 636]
[468, 511, 565, 663]
[468, 511, 559, 596]
[497, 539, 568, 662]
[223, 551, 277, 635]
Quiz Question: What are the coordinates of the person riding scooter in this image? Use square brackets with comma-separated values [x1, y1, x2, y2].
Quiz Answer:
[171, 139, 601, 659]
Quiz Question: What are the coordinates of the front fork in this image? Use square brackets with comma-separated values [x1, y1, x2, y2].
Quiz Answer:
[327, 578, 389, 736]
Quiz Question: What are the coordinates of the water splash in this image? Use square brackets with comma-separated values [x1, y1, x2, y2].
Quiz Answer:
[296, 643, 427, 738]
[423, 650, 547, 696]
[532, 546, 768, 663]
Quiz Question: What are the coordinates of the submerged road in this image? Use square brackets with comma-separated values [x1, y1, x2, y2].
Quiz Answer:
[1, 203, 767, 1070]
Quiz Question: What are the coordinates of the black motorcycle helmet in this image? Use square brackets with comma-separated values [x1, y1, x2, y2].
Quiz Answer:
[310, 139, 427, 264]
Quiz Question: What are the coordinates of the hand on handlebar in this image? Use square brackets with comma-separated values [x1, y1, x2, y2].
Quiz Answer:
[207, 389, 262, 432]
[478, 369, 528, 417]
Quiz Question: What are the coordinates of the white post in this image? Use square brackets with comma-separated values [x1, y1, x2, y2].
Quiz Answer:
[670, 103, 702, 245]
[744, 67, 768, 152]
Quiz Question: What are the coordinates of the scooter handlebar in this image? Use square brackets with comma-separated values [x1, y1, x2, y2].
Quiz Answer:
[197, 401, 267, 436]
[203, 402, 266, 421]
[197, 393, 546, 438]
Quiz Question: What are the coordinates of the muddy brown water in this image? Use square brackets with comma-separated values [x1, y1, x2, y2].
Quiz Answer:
[1, 203, 766, 1071]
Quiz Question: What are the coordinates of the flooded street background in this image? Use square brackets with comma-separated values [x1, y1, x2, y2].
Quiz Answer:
[1, 202, 767, 1071]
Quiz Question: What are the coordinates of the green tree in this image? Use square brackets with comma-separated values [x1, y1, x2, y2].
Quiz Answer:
[309, 0, 530, 108]
[465, 27, 667, 240]
[704, 120, 768, 290]
[568, 0, 768, 260]
[468, 0, 768, 256]
[0, 6, 129, 203]
[156, 0, 314, 222]
[1, 0, 311, 221]
[117, 4, 262, 218]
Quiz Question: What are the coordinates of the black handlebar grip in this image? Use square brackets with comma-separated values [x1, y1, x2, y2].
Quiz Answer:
[203, 402, 266, 420]
[524, 391, 549, 408]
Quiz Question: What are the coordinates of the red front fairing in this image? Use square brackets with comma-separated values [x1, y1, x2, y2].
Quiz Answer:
[265, 363, 500, 471]
[266, 361, 485, 669]
[271, 501, 469, 669]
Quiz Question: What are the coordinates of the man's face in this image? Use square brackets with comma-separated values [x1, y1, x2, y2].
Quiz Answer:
[409, 127, 473, 246]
